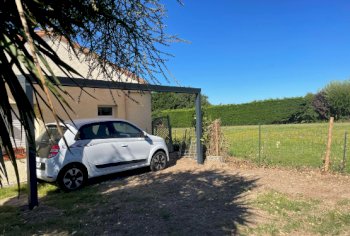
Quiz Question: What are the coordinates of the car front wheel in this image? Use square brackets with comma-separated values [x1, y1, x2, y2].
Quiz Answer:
[58, 164, 87, 191]
[150, 151, 167, 171]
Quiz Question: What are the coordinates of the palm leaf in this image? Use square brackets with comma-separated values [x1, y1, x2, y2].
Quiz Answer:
[1, 0, 177, 192]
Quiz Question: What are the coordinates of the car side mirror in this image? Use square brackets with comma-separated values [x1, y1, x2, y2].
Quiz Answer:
[142, 131, 148, 138]
[75, 131, 81, 140]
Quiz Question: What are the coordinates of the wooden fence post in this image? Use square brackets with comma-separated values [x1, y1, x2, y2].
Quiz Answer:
[324, 117, 334, 173]
[258, 124, 261, 165]
[342, 131, 347, 172]
[215, 120, 219, 156]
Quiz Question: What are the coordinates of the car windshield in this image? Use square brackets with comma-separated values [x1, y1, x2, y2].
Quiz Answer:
[36, 125, 67, 158]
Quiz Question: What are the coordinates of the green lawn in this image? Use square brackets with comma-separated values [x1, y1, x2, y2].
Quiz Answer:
[0, 183, 106, 235]
[173, 122, 350, 173]
[242, 191, 350, 235]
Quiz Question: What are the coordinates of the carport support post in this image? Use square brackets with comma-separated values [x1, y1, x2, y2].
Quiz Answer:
[25, 81, 38, 209]
[195, 92, 203, 164]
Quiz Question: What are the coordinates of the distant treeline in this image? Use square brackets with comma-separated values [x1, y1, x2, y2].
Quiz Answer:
[153, 80, 350, 128]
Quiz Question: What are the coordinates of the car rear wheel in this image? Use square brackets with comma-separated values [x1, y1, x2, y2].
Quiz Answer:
[58, 164, 87, 191]
[150, 151, 167, 171]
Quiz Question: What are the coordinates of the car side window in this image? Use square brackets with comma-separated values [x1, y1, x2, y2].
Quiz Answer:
[79, 123, 111, 139]
[111, 122, 143, 138]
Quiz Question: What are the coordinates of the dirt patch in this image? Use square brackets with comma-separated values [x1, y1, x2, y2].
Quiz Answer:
[1, 157, 350, 235]
[88, 158, 350, 235]
[223, 158, 350, 204]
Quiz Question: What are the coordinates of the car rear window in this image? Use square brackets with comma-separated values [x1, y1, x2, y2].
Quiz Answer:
[36, 125, 67, 158]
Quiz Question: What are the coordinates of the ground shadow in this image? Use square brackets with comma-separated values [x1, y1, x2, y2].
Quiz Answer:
[1, 161, 258, 235]
[87, 151, 180, 185]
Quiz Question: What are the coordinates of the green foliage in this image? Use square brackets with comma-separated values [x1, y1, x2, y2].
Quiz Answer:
[324, 80, 350, 119]
[0, 183, 106, 235]
[151, 92, 210, 112]
[245, 190, 350, 235]
[159, 108, 195, 127]
[291, 93, 319, 123]
[254, 191, 316, 216]
[157, 81, 350, 128]
[312, 91, 330, 120]
[160, 97, 305, 127]
[207, 97, 305, 126]
[0, 205, 20, 233]
[308, 210, 350, 235]
[0, 183, 58, 200]
[194, 111, 212, 148]
[0, 184, 27, 200]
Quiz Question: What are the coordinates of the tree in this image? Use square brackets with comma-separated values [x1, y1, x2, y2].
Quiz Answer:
[0, 0, 179, 185]
[323, 80, 350, 119]
[312, 91, 330, 120]
[291, 93, 319, 123]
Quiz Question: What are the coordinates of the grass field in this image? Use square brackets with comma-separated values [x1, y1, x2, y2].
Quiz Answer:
[173, 122, 350, 173]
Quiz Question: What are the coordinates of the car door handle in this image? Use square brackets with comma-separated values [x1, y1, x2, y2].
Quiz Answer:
[121, 144, 128, 147]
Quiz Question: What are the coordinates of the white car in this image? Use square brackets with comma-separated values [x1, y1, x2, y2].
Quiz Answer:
[36, 119, 169, 191]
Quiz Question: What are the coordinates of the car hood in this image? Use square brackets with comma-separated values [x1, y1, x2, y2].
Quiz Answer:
[147, 134, 165, 143]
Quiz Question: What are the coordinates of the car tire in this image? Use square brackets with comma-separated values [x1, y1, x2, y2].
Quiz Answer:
[57, 164, 87, 192]
[150, 151, 167, 171]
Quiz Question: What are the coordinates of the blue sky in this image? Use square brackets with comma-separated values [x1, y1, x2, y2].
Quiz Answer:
[160, 0, 350, 105]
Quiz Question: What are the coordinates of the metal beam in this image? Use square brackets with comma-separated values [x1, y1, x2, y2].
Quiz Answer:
[54, 77, 201, 94]
[195, 93, 204, 164]
[25, 80, 38, 209]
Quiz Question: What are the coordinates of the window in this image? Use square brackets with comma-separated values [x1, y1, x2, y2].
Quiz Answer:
[37, 125, 67, 144]
[98, 106, 114, 117]
[79, 123, 111, 139]
[36, 125, 68, 158]
[112, 122, 143, 138]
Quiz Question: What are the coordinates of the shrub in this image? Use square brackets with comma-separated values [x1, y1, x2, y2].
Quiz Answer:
[158, 97, 306, 127]
[324, 80, 350, 119]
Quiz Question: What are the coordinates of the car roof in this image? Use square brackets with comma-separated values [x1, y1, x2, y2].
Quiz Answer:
[46, 118, 133, 130]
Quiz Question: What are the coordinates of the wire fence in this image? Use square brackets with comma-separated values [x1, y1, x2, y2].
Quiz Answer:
[173, 122, 350, 173]
[225, 123, 350, 173]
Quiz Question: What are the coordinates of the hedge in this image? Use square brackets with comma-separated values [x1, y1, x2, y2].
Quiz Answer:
[157, 97, 305, 127]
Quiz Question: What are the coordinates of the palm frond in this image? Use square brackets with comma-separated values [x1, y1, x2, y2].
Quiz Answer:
[0, 0, 178, 190]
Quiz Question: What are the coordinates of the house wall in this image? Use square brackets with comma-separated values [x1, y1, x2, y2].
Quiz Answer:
[9, 33, 152, 144]
[125, 91, 152, 133]
[34, 85, 152, 132]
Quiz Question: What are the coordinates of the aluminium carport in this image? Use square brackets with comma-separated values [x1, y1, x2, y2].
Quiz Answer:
[24, 77, 203, 209]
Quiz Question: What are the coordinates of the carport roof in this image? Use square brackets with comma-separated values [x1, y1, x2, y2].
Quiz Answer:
[54, 76, 201, 94]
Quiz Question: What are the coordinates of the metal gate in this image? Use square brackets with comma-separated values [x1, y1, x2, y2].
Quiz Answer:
[152, 116, 173, 152]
